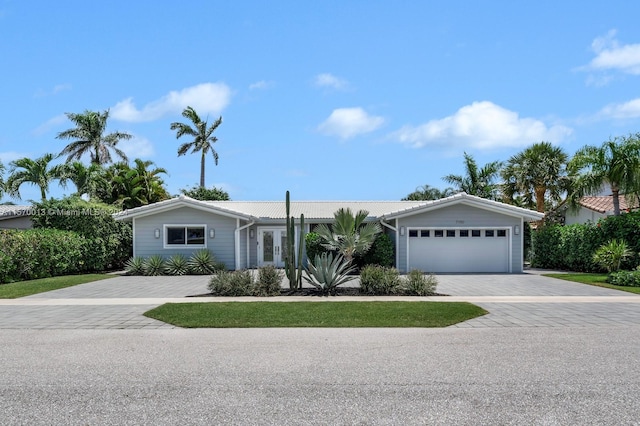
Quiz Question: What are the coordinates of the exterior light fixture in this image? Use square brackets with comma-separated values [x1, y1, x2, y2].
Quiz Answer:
[514, 225, 520, 235]
[209, 228, 215, 239]
[249, 229, 255, 239]
[400, 226, 405, 236]
[154, 229, 160, 239]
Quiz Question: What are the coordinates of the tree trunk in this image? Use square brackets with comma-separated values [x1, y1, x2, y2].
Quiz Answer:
[200, 152, 206, 188]
[611, 183, 621, 216]
[534, 186, 546, 213]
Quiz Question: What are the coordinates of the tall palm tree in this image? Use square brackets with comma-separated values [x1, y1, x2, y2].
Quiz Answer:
[59, 161, 106, 199]
[314, 208, 382, 262]
[402, 184, 455, 201]
[501, 141, 569, 213]
[443, 152, 502, 200]
[0, 160, 5, 198]
[568, 134, 640, 216]
[171, 106, 222, 188]
[6, 153, 66, 201]
[56, 109, 132, 165]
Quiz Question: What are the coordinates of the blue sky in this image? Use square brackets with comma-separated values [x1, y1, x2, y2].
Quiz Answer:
[2, 1, 640, 203]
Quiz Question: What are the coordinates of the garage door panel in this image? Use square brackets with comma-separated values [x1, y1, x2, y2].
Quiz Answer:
[408, 230, 509, 273]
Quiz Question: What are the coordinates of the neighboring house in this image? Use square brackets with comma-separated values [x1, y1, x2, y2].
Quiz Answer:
[113, 193, 544, 273]
[0, 205, 33, 229]
[559, 196, 639, 225]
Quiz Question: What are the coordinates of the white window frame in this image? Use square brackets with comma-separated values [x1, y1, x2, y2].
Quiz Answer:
[163, 224, 207, 249]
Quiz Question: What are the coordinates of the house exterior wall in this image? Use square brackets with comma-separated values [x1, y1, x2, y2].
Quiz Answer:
[394, 203, 523, 273]
[133, 207, 238, 270]
[0, 216, 32, 229]
[564, 207, 605, 225]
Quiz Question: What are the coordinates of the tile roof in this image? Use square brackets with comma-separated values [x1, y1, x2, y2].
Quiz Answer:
[579, 195, 640, 214]
[0, 205, 32, 220]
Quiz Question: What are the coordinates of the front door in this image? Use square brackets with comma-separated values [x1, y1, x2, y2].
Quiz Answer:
[257, 228, 289, 267]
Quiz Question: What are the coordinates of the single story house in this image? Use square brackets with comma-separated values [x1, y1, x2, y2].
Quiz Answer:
[558, 195, 639, 225]
[0, 205, 33, 229]
[113, 192, 544, 273]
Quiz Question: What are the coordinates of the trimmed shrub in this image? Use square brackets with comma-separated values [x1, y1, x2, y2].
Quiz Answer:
[254, 265, 283, 296]
[359, 264, 401, 295]
[305, 232, 331, 263]
[165, 254, 191, 276]
[607, 269, 640, 287]
[0, 228, 86, 283]
[31, 197, 132, 271]
[359, 233, 395, 268]
[208, 270, 254, 296]
[144, 255, 166, 276]
[403, 269, 437, 296]
[125, 257, 145, 275]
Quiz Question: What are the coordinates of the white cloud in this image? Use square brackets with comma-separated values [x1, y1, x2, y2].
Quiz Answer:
[249, 80, 274, 90]
[314, 73, 349, 90]
[111, 82, 232, 122]
[32, 114, 67, 136]
[580, 30, 640, 85]
[317, 107, 385, 140]
[392, 101, 572, 150]
[598, 98, 640, 120]
[120, 136, 155, 158]
[0, 151, 30, 163]
[34, 83, 72, 98]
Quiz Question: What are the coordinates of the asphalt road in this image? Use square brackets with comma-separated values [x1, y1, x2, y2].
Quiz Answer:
[2, 327, 639, 425]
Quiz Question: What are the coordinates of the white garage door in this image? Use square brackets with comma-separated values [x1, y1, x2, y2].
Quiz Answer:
[408, 228, 510, 273]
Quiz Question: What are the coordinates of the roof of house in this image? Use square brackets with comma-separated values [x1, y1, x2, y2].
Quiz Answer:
[114, 193, 545, 222]
[0, 205, 32, 220]
[577, 195, 639, 214]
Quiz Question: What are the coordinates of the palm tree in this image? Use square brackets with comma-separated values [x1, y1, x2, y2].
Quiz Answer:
[59, 161, 106, 199]
[568, 134, 640, 216]
[501, 141, 569, 213]
[6, 153, 66, 201]
[402, 184, 455, 201]
[171, 106, 222, 188]
[96, 160, 169, 209]
[443, 152, 502, 200]
[56, 109, 132, 165]
[132, 158, 170, 204]
[0, 160, 5, 198]
[314, 208, 382, 262]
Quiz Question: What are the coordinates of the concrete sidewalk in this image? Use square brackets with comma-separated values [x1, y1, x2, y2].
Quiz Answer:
[1, 272, 639, 329]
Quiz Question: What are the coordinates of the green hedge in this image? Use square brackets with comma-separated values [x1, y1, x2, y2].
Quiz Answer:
[532, 212, 640, 272]
[0, 229, 87, 283]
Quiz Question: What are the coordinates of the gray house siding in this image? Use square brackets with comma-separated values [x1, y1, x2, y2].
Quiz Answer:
[134, 207, 238, 270]
[394, 204, 523, 273]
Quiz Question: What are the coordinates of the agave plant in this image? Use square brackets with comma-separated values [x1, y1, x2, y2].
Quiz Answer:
[188, 249, 217, 275]
[165, 254, 191, 276]
[125, 256, 145, 275]
[144, 255, 166, 276]
[303, 253, 356, 294]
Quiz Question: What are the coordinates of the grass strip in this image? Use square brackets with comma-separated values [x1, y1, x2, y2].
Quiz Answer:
[0, 274, 115, 298]
[544, 273, 640, 294]
[144, 301, 487, 328]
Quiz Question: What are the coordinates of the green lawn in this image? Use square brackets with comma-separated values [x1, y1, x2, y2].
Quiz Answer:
[544, 273, 640, 294]
[144, 301, 487, 328]
[0, 274, 115, 298]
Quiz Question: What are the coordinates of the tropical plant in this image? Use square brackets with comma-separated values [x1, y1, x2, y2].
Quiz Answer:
[314, 208, 381, 263]
[5, 153, 67, 201]
[304, 232, 330, 262]
[165, 254, 191, 276]
[358, 233, 395, 268]
[359, 264, 401, 295]
[125, 257, 146, 275]
[568, 133, 640, 216]
[180, 185, 230, 201]
[56, 109, 132, 165]
[303, 253, 357, 294]
[403, 269, 438, 296]
[171, 106, 222, 188]
[592, 240, 633, 273]
[607, 268, 640, 287]
[188, 249, 219, 275]
[501, 141, 569, 213]
[0, 160, 5, 198]
[254, 265, 283, 296]
[143, 255, 166, 276]
[59, 161, 106, 199]
[208, 270, 254, 296]
[402, 184, 455, 201]
[442, 152, 502, 200]
[95, 160, 169, 209]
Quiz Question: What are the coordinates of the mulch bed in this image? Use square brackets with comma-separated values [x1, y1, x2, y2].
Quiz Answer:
[189, 288, 447, 297]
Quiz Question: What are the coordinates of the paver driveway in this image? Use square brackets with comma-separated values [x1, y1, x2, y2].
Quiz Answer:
[0, 272, 639, 329]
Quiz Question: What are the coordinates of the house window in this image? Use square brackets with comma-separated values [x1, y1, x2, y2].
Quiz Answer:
[165, 225, 206, 248]
[497, 229, 507, 237]
[420, 230, 430, 237]
[460, 230, 469, 237]
[446, 230, 456, 237]
[409, 230, 419, 237]
[471, 230, 481, 237]
[434, 230, 444, 237]
[485, 230, 495, 237]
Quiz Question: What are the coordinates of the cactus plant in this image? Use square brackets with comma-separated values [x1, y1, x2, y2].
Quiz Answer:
[284, 191, 306, 289]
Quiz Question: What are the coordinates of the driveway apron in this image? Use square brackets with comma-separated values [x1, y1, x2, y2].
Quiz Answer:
[0, 272, 639, 329]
